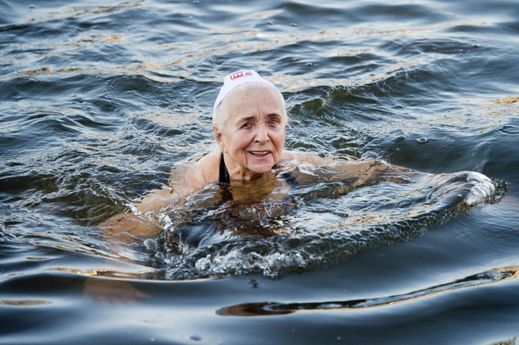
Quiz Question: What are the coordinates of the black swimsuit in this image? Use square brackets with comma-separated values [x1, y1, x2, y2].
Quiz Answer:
[219, 153, 231, 184]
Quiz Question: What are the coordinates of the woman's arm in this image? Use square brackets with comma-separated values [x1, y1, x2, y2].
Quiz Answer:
[99, 156, 215, 240]
[284, 150, 417, 186]
[99, 187, 179, 241]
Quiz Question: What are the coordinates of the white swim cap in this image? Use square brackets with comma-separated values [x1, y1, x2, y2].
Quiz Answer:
[212, 70, 279, 123]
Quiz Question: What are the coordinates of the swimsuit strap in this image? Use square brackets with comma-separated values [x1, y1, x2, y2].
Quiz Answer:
[219, 153, 230, 184]
[280, 172, 299, 187]
[218, 153, 233, 201]
[273, 164, 299, 187]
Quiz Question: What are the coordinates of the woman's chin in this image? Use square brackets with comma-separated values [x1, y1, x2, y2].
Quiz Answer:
[248, 163, 275, 175]
[245, 154, 276, 174]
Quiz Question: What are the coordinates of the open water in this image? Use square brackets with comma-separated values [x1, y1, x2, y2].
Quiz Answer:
[1, 0, 519, 344]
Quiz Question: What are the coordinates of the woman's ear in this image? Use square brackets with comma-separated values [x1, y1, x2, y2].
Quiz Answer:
[213, 124, 224, 149]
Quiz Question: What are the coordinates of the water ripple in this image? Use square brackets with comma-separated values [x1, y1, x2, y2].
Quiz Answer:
[217, 266, 519, 316]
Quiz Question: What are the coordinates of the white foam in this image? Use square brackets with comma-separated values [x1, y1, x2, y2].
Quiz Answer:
[464, 172, 496, 206]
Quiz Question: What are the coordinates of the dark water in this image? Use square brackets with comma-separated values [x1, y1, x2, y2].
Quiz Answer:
[1, 0, 519, 344]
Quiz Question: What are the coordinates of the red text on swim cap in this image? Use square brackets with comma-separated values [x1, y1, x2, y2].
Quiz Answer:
[229, 71, 252, 80]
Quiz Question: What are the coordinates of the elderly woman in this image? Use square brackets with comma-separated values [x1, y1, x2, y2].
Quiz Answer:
[101, 70, 395, 236]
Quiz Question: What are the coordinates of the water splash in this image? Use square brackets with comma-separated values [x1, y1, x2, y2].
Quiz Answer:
[158, 165, 506, 280]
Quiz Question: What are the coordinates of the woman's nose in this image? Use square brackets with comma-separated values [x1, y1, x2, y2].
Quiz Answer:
[254, 125, 270, 143]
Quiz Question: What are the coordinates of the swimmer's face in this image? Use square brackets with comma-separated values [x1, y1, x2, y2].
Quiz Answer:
[214, 83, 287, 179]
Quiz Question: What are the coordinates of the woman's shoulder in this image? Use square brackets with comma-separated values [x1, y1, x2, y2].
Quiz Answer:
[169, 150, 220, 194]
[282, 150, 362, 165]
[281, 150, 326, 165]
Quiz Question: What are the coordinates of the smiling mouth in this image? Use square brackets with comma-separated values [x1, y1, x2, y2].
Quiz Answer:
[248, 150, 271, 157]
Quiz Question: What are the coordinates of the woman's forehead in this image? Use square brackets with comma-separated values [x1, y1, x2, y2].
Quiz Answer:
[224, 83, 285, 115]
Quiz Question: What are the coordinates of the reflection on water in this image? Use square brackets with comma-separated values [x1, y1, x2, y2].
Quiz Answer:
[217, 266, 519, 316]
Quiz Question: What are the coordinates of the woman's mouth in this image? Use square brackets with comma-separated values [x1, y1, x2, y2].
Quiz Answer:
[248, 150, 271, 157]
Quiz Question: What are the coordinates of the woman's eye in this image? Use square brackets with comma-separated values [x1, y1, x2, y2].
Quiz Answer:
[241, 122, 252, 129]
[268, 119, 280, 127]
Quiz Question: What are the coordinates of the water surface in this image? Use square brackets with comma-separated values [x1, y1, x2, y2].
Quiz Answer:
[1, 0, 519, 344]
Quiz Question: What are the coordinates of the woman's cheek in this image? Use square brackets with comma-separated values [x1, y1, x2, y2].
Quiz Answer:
[232, 132, 250, 155]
